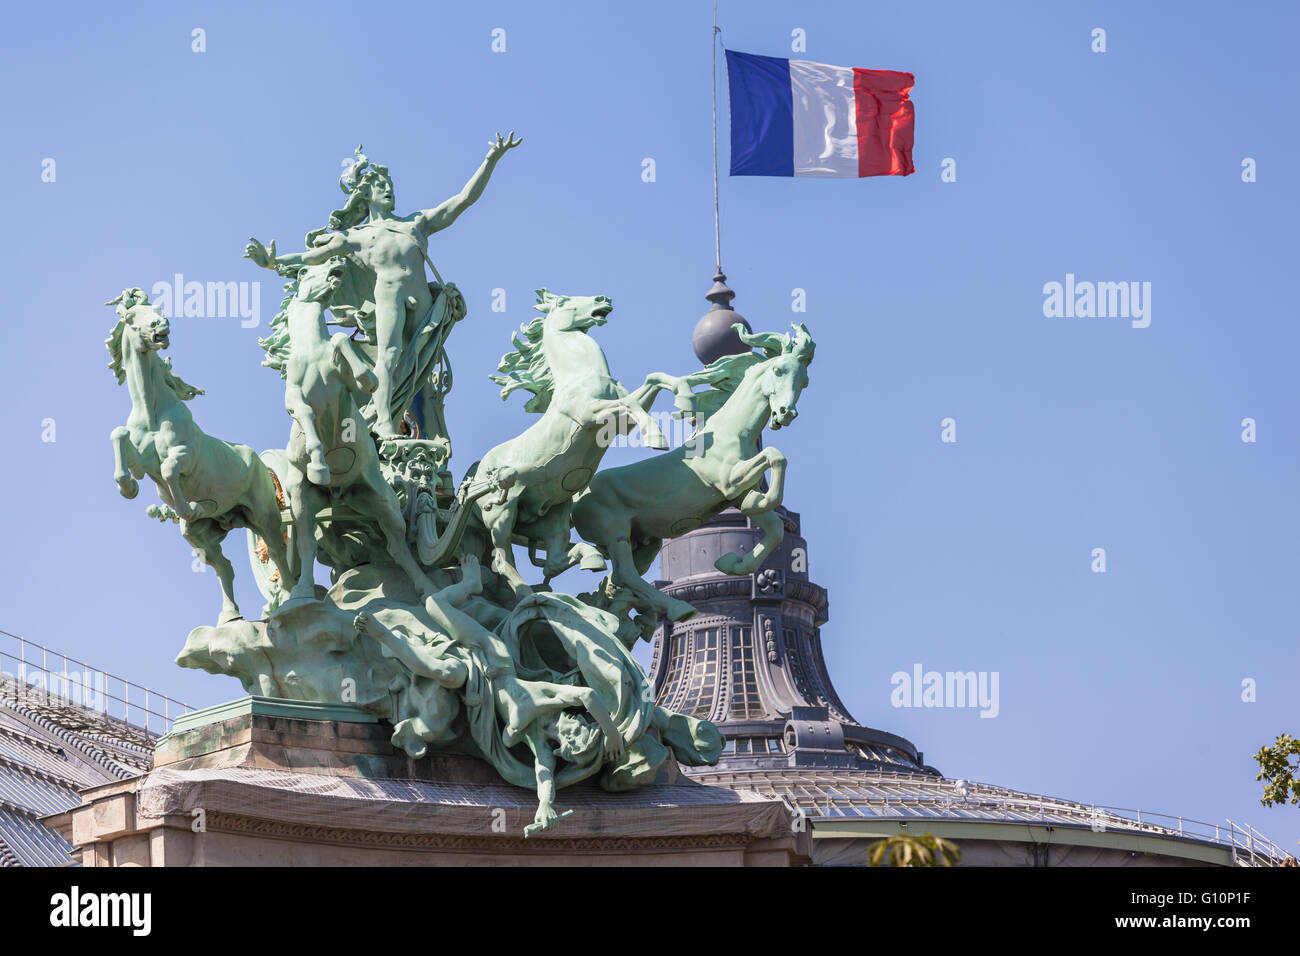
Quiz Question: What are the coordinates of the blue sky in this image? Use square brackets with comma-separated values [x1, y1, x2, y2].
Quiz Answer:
[1, 0, 1296, 848]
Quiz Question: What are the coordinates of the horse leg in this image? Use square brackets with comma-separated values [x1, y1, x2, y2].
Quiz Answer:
[354, 467, 435, 598]
[622, 399, 669, 450]
[530, 502, 583, 581]
[286, 385, 330, 485]
[184, 520, 242, 624]
[631, 535, 662, 576]
[716, 488, 786, 575]
[719, 447, 787, 503]
[330, 332, 378, 395]
[285, 475, 326, 603]
[631, 374, 691, 445]
[607, 535, 696, 622]
[160, 446, 202, 520]
[569, 541, 607, 572]
[592, 398, 668, 451]
[744, 446, 787, 512]
[627, 374, 679, 412]
[527, 504, 606, 581]
[481, 495, 533, 604]
[110, 427, 140, 499]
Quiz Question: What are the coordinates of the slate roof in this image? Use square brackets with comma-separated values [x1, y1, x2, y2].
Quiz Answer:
[0, 677, 156, 867]
[689, 766, 1297, 867]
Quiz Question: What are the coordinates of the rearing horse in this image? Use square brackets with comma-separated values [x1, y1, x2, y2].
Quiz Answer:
[470, 290, 681, 600]
[106, 289, 295, 624]
[572, 323, 815, 622]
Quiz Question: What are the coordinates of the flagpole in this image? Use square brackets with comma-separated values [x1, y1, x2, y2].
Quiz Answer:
[712, 0, 721, 271]
[693, 1, 748, 368]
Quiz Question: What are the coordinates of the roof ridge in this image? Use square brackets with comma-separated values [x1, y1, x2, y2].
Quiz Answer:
[69, 728, 153, 759]
[0, 700, 140, 781]
[0, 836, 20, 868]
[0, 721, 66, 756]
[0, 752, 86, 792]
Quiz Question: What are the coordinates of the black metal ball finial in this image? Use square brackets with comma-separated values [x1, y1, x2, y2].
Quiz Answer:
[692, 269, 752, 364]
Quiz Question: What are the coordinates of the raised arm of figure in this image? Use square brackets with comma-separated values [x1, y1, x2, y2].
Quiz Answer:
[414, 132, 521, 236]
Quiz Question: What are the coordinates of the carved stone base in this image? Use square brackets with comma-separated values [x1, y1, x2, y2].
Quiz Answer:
[47, 697, 809, 867]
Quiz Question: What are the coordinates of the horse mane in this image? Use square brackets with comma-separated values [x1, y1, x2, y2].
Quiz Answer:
[259, 254, 374, 377]
[105, 286, 148, 383]
[488, 289, 559, 413]
[106, 319, 128, 384]
[159, 357, 205, 401]
[491, 315, 551, 412]
[258, 279, 300, 378]
[105, 314, 205, 401]
[675, 323, 815, 425]
[675, 350, 762, 425]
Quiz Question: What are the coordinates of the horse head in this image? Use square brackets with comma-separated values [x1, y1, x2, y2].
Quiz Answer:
[105, 289, 204, 399]
[296, 257, 348, 305]
[533, 288, 611, 333]
[105, 289, 171, 371]
[491, 290, 616, 412]
[743, 323, 815, 430]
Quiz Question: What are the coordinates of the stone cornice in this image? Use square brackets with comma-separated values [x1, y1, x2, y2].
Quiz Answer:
[661, 575, 828, 616]
[203, 811, 757, 853]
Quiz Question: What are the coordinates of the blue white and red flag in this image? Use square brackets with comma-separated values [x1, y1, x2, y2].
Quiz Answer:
[726, 50, 915, 178]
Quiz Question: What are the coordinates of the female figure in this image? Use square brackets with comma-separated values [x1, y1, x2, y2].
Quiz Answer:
[246, 134, 521, 438]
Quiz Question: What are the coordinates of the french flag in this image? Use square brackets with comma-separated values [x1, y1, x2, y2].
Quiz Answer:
[726, 50, 915, 178]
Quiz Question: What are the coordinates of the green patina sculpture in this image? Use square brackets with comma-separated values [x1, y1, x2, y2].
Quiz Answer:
[109, 134, 815, 836]
[107, 289, 295, 624]
[248, 137, 518, 442]
[471, 290, 685, 600]
[573, 324, 815, 621]
[275, 258, 438, 608]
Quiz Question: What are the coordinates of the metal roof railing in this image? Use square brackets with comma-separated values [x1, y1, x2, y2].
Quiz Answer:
[697, 768, 1297, 867]
[946, 779, 1294, 866]
[0, 629, 192, 738]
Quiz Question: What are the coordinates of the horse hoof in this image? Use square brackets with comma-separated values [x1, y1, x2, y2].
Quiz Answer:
[666, 599, 698, 622]
[117, 477, 139, 499]
[579, 552, 607, 572]
[216, 610, 244, 626]
[713, 553, 746, 575]
[307, 462, 330, 485]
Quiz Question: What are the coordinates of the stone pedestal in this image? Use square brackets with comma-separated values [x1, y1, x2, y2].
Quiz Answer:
[47, 697, 809, 867]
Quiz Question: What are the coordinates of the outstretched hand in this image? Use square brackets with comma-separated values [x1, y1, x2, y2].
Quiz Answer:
[487, 131, 523, 161]
[244, 237, 277, 270]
